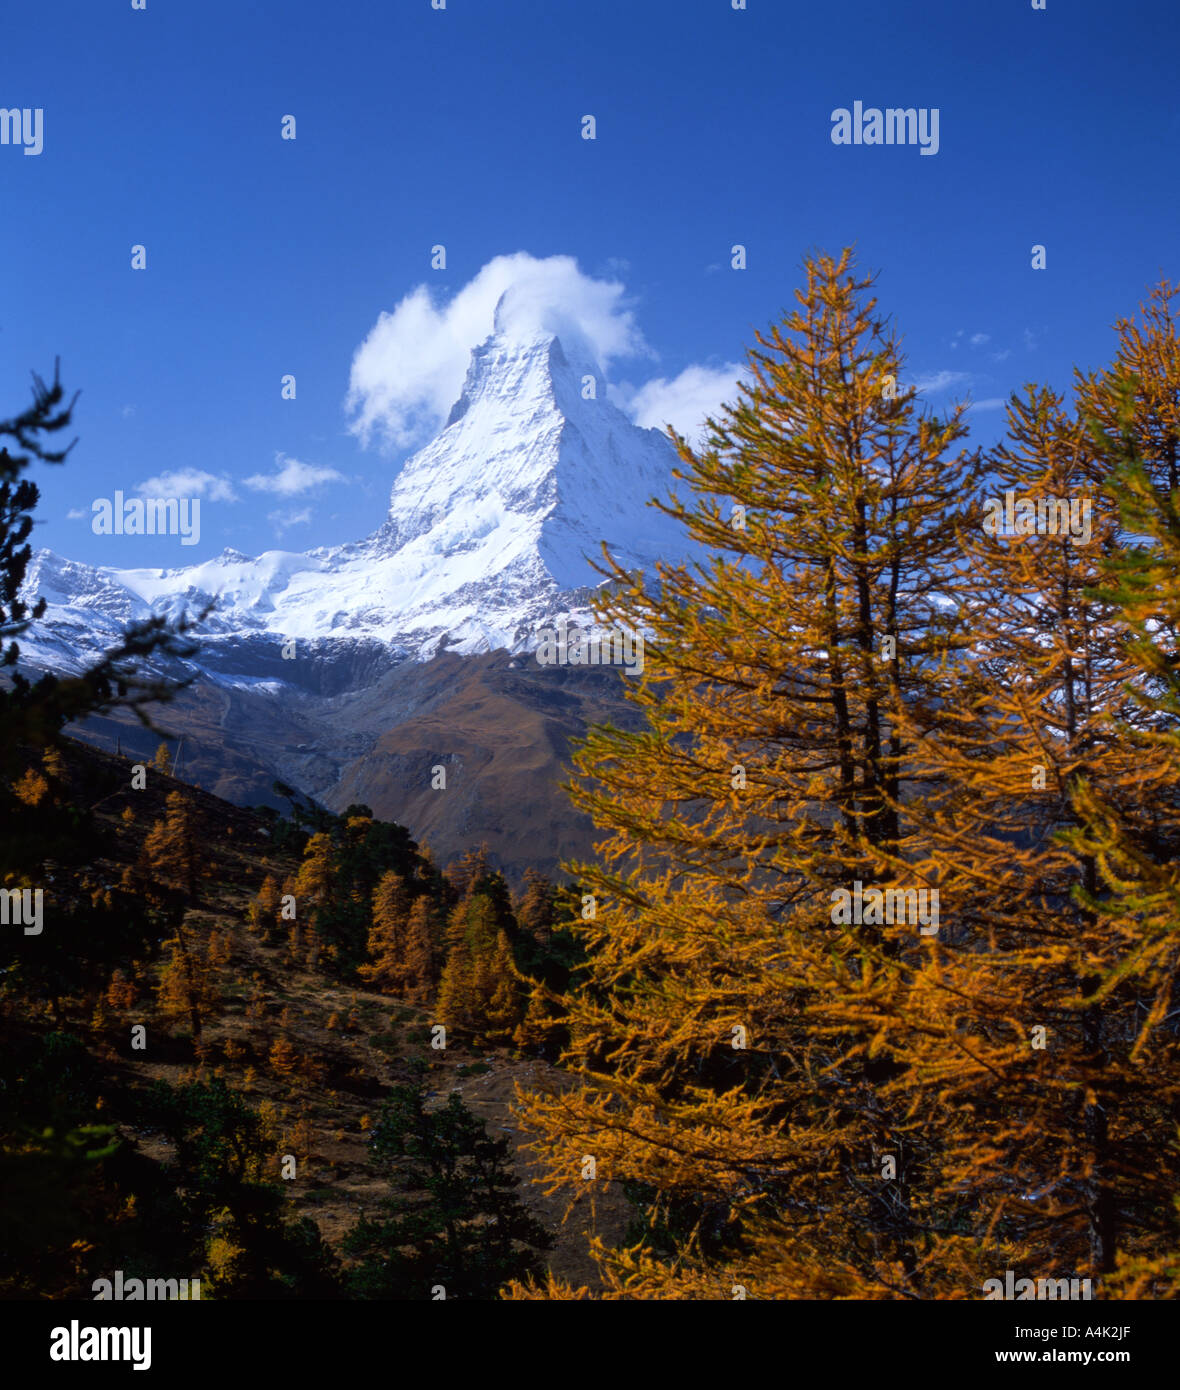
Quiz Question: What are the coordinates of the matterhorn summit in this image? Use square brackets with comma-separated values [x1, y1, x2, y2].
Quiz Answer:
[20, 324, 696, 677]
[365, 323, 693, 619]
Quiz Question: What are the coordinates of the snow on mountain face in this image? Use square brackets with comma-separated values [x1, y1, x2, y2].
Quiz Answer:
[369, 329, 692, 602]
[20, 329, 695, 677]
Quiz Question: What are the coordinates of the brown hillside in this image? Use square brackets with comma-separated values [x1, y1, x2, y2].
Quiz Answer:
[21, 736, 630, 1293]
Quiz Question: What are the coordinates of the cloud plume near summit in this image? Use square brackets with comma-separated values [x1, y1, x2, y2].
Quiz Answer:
[345, 252, 744, 451]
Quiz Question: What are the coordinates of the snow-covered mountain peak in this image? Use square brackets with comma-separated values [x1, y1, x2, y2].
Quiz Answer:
[379, 326, 687, 585]
[22, 325, 699, 673]
[443, 328, 595, 430]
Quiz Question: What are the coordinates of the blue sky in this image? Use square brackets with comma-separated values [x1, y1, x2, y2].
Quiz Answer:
[1, 0, 1177, 569]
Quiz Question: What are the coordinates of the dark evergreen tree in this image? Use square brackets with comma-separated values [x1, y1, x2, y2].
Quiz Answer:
[345, 1062, 552, 1299]
[0, 363, 210, 1295]
[143, 1077, 339, 1299]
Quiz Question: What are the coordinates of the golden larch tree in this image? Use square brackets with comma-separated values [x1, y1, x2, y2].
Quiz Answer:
[511, 248, 981, 1298]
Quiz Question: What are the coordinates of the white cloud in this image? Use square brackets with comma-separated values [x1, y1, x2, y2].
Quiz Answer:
[969, 332, 990, 346]
[135, 469, 237, 502]
[967, 397, 1006, 412]
[612, 363, 745, 447]
[268, 506, 312, 533]
[345, 252, 650, 450]
[244, 452, 345, 496]
[66, 507, 85, 520]
[914, 370, 972, 394]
